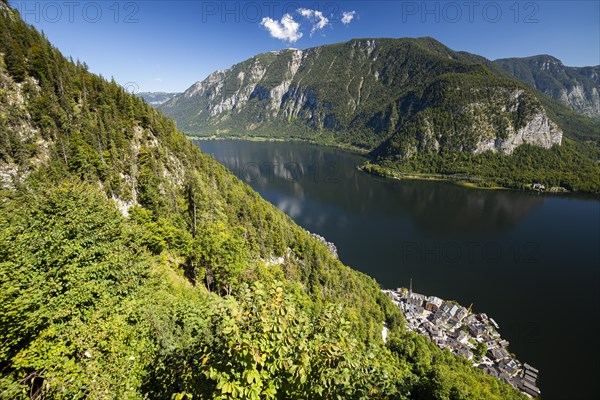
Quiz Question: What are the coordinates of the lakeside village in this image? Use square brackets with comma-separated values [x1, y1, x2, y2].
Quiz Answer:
[383, 287, 541, 398]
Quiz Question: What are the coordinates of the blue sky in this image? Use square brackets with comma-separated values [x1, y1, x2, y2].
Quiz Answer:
[8, 1, 599, 93]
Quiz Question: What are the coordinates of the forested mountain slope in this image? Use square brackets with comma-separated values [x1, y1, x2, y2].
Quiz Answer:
[160, 37, 600, 193]
[0, 2, 526, 398]
[161, 37, 562, 156]
[494, 55, 599, 120]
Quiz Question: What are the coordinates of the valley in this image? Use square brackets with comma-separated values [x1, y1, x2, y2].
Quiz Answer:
[200, 139, 600, 400]
[159, 39, 600, 194]
[1, 1, 598, 399]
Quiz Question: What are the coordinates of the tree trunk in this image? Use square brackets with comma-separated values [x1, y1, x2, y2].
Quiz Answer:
[205, 266, 212, 293]
[60, 138, 69, 167]
[192, 200, 197, 238]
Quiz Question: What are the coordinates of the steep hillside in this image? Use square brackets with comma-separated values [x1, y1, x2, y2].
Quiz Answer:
[495, 55, 600, 119]
[160, 38, 562, 154]
[0, 3, 527, 399]
[416, 49, 600, 146]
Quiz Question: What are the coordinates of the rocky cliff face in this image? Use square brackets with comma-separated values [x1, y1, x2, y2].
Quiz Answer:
[373, 83, 562, 160]
[495, 55, 600, 119]
[0, 67, 46, 187]
[475, 111, 563, 155]
[0, 56, 187, 213]
[161, 38, 563, 157]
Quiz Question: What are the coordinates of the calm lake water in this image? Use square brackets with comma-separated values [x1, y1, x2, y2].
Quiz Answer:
[198, 139, 599, 399]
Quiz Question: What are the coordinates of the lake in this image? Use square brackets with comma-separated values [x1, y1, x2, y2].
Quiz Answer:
[198, 139, 599, 399]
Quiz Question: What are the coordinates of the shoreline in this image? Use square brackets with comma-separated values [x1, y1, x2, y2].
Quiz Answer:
[187, 134, 598, 198]
[359, 166, 514, 191]
[357, 163, 584, 196]
[187, 134, 371, 155]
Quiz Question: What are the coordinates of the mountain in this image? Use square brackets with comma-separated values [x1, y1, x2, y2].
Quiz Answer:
[0, 3, 527, 399]
[161, 38, 562, 155]
[494, 55, 600, 120]
[137, 91, 180, 106]
[160, 38, 600, 193]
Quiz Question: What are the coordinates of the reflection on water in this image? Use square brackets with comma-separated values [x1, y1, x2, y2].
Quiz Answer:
[201, 140, 545, 233]
[385, 181, 545, 233]
[199, 139, 600, 400]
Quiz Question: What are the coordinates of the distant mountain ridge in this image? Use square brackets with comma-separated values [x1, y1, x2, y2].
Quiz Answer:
[137, 91, 180, 105]
[160, 38, 563, 156]
[494, 55, 600, 119]
[160, 38, 600, 193]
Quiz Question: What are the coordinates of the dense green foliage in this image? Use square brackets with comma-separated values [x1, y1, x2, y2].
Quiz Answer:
[0, 183, 527, 400]
[0, 183, 155, 398]
[473, 343, 487, 363]
[0, 183, 404, 399]
[1, 4, 527, 399]
[365, 139, 600, 194]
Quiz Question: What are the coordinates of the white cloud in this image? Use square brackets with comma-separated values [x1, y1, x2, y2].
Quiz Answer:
[297, 8, 329, 35]
[341, 11, 357, 25]
[260, 14, 303, 43]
